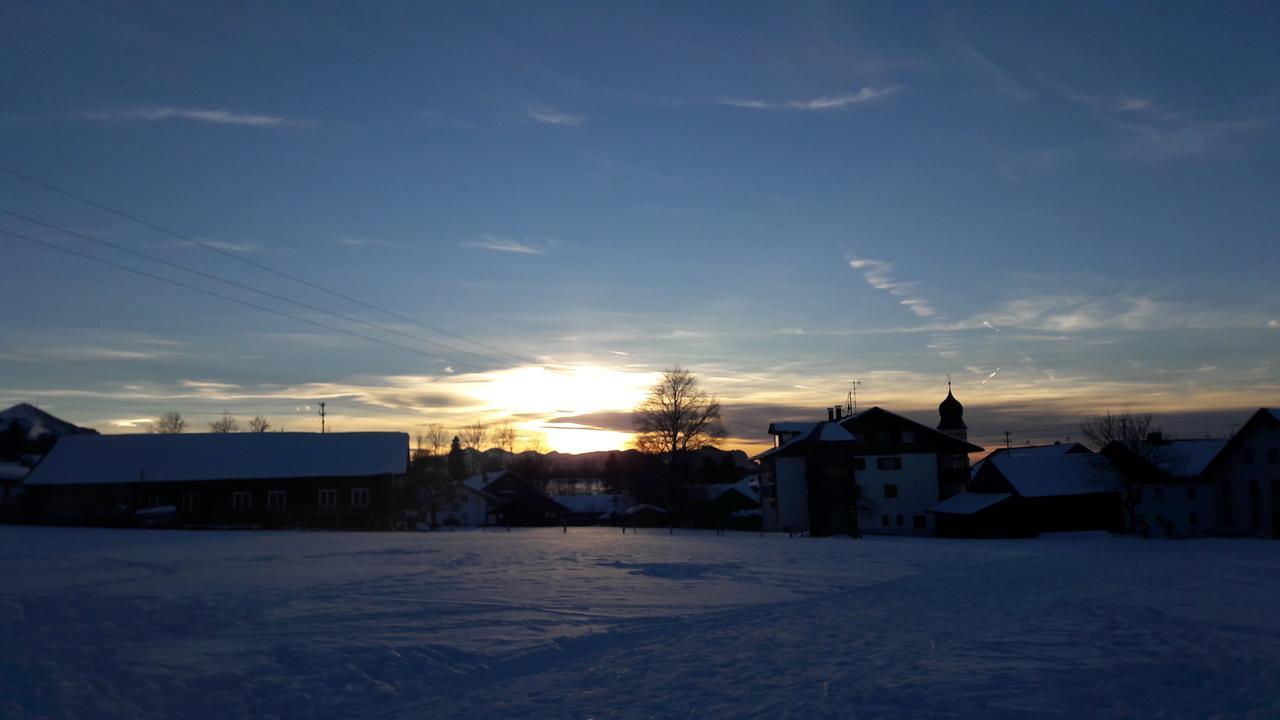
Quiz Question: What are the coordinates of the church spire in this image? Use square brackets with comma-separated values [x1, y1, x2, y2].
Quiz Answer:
[938, 380, 967, 441]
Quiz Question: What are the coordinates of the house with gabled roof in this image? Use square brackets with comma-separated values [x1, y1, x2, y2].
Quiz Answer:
[23, 431, 408, 529]
[462, 470, 568, 526]
[1204, 408, 1280, 537]
[932, 451, 1123, 537]
[1103, 434, 1227, 537]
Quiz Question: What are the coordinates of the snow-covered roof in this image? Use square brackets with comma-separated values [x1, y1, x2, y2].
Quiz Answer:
[703, 476, 760, 503]
[755, 422, 855, 460]
[988, 453, 1117, 497]
[622, 503, 667, 516]
[553, 494, 635, 514]
[972, 444, 1090, 477]
[463, 470, 518, 492]
[1267, 408, 1280, 423]
[0, 462, 30, 482]
[929, 492, 1011, 515]
[1154, 439, 1227, 478]
[24, 432, 408, 486]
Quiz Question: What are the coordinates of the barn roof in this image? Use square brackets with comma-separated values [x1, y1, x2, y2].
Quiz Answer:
[929, 492, 1011, 515]
[987, 452, 1117, 497]
[24, 432, 408, 486]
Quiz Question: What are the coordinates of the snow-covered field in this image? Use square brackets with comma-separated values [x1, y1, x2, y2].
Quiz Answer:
[2, 527, 1278, 719]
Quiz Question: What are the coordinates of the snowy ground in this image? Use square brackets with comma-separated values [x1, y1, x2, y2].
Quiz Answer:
[2, 527, 1278, 719]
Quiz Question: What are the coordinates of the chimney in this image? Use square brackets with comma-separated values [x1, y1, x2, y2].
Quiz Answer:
[827, 407, 835, 421]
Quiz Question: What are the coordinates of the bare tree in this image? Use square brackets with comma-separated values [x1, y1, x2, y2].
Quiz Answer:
[524, 431, 546, 454]
[153, 411, 186, 434]
[493, 422, 517, 460]
[209, 412, 240, 433]
[425, 423, 448, 457]
[633, 367, 725, 463]
[248, 416, 271, 433]
[461, 421, 488, 452]
[1080, 410, 1170, 533]
[414, 432, 426, 459]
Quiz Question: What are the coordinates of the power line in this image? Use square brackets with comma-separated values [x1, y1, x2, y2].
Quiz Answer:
[0, 226, 490, 371]
[2, 209, 512, 371]
[0, 164, 543, 368]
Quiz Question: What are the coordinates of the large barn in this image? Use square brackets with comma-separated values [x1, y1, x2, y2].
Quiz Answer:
[23, 432, 408, 530]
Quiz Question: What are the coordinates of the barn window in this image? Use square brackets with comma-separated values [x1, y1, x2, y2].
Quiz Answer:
[351, 487, 370, 508]
[181, 494, 199, 512]
[146, 494, 163, 508]
[267, 491, 286, 510]
[232, 492, 252, 511]
[883, 484, 899, 499]
[877, 457, 902, 471]
[318, 489, 337, 509]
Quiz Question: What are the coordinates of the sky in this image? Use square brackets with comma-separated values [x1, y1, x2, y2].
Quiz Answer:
[1, 1, 1278, 455]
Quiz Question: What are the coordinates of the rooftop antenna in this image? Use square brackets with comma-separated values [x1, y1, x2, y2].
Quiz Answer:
[319, 402, 327, 434]
[847, 379, 861, 414]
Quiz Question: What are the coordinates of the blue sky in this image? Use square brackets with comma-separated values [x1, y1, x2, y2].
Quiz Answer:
[2, 1, 1278, 452]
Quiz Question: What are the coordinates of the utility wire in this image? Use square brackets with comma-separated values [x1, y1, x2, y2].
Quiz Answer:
[2, 209, 512, 370]
[0, 226, 490, 371]
[0, 164, 543, 367]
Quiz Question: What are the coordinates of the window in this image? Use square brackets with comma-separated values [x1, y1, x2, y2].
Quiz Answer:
[1188, 513, 1198, 526]
[1187, 486, 1197, 500]
[852, 457, 866, 471]
[351, 487, 370, 508]
[1268, 448, 1279, 464]
[1243, 448, 1254, 465]
[883, 484, 899, 499]
[877, 457, 902, 471]
[181, 494, 199, 512]
[318, 489, 337, 509]
[881, 515, 890, 527]
[232, 491, 251, 511]
[913, 515, 928, 529]
[901, 431, 915, 444]
[895, 514, 904, 527]
[146, 494, 163, 508]
[1152, 487, 1164, 501]
[267, 491, 286, 510]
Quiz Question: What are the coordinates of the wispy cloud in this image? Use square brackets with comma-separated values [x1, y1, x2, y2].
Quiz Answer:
[720, 87, 898, 112]
[527, 108, 584, 126]
[79, 107, 299, 127]
[462, 234, 554, 255]
[847, 258, 938, 318]
[1269, 319, 1280, 329]
[335, 236, 406, 250]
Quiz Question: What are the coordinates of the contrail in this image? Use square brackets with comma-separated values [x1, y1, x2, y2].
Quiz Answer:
[980, 368, 1001, 385]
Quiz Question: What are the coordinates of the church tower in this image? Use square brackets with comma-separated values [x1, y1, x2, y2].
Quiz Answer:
[937, 381, 968, 442]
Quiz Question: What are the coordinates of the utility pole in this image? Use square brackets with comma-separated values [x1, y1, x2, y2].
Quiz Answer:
[1003, 430, 1012, 451]
[319, 402, 327, 434]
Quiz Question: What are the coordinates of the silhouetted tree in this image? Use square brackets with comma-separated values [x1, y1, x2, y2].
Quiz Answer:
[1081, 410, 1170, 533]
[601, 452, 625, 494]
[493, 422, 516, 461]
[153, 412, 186, 434]
[425, 423, 448, 457]
[209, 412, 240, 433]
[633, 367, 725, 520]
[248, 416, 271, 433]
[461, 421, 488, 473]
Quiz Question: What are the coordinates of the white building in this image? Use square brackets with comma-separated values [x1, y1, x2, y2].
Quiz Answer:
[1207, 408, 1280, 537]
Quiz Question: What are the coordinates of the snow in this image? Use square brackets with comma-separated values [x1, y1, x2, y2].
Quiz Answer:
[930, 491, 1011, 515]
[990, 452, 1118, 497]
[1156, 439, 1228, 477]
[0, 461, 29, 482]
[23, 432, 408, 486]
[1, 527, 1278, 719]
